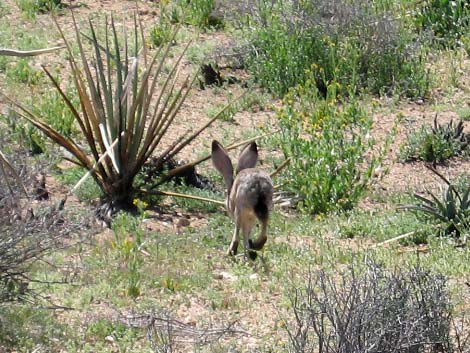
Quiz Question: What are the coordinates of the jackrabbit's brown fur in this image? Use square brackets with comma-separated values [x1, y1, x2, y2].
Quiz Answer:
[211, 140, 273, 259]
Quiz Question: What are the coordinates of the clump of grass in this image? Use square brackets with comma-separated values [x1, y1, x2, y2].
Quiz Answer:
[457, 106, 470, 121]
[1, 110, 45, 155]
[400, 117, 469, 164]
[149, 21, 174, 48]
[111, 210, 146, 298]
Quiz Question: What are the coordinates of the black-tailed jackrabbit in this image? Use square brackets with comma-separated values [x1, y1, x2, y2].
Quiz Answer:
[211, 140, 274, 259]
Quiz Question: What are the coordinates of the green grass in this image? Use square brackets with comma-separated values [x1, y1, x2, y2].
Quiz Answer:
[2, 186, 469, 351]
[55, 166, 103, 201]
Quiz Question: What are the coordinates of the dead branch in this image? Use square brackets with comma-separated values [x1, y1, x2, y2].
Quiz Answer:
[0, 46, 65, 57]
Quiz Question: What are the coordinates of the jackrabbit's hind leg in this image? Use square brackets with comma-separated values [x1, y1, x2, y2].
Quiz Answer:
[242, 223, 257, 260]
[227, 225, 240, 256]
[249, 218, 268, 251]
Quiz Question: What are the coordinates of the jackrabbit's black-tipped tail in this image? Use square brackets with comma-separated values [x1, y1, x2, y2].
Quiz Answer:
[249, 235, 267, 251]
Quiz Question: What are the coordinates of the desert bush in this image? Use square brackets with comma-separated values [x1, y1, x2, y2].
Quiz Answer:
[414, 0, 470, 47]
[0, 140, 92, 302]
[275, 77, 384, 214]
[285, 262, 457, 353]
[400, 117, 470, 164]
[245, 0, 428, 98]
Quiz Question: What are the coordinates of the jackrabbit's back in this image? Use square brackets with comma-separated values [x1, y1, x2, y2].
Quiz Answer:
[230, 169, 273, 221]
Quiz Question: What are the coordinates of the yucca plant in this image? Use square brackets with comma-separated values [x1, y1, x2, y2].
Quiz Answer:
[431, 116, 469, 150]
[3, 15, 227, 214]
[401, 168, 470, 237]
[400, 116, 469, 164]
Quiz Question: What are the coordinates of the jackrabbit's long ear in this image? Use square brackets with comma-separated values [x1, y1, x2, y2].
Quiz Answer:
[211, 140, 234, 191]
[237, 142, 258, 173]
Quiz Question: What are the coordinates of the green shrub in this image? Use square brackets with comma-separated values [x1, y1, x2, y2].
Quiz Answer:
[149, 21, 174, 48]
[32, 89, 78, 137]
[414, 0, 470, 47]
[275, 77, 384, 214]
[16, 0, 61, 18]
[112, 211, 146, 298]
[161, 0, 223, 30]
[400, 118, 469, 163]
[246, 0, 429, 98]
[1, 110, 45, 155]
[6, 59, 43, 85]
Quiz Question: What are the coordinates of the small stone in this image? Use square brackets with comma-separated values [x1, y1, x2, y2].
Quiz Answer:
[176, 218, 190, 227]
[105, 335, 114, 343]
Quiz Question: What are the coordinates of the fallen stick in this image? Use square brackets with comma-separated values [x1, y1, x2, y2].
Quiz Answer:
[139, 188, 225, 206]
[370, 231, 417, 248]
[0, 46, 65, 57]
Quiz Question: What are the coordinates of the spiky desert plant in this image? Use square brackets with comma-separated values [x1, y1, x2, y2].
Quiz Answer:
[3, 15, 226, 212]
[401, 168, 469, 237]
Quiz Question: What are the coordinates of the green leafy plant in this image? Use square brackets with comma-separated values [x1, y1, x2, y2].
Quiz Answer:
[6, 58, 43, 84]
[401, 168, 470, 237]
[400, 116, 469, 163]
[32, 89, 78, 137]
[5, 17, 227, 214]
[414, 0, 470, 47]
[112, 211, 146, 298]
[161, 0, 223, 30]
[1, 110, 45, 155]
[275, 77, 385, 214]
[16, 0, 62, 18]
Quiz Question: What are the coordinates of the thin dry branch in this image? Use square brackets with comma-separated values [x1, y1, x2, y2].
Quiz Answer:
[139, 188, 225, 205]
[0, 46, 65, 57]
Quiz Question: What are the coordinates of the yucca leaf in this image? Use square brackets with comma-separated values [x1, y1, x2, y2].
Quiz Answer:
[168, 88, 243, 161]
[73, 67, 110, 175]
[71, 13, 105, 126]
[142, 73, 194, 165]
[41, 66, 90, 140]
[143, 30, 183, 134]
[461, 188, 470, 209]
[3, 95, 92, 171]
[444, 187, 457, 220]
[89, 18, 111, 122]
[404, 205, 449, 222]
[427, 190, 447, 215]
[413, 193, 435, 206]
